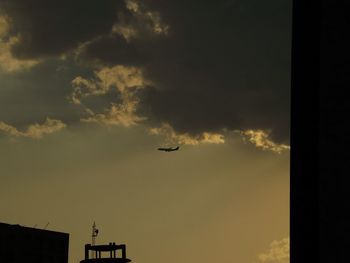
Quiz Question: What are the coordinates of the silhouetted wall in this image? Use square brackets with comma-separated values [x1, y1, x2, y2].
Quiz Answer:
[0, 222, 69, 263]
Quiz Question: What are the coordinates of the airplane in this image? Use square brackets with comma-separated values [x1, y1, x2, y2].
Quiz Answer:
[157, 146, 180, 152]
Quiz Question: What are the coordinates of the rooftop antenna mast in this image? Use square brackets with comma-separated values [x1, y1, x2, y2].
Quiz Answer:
[91, 221, 99, 246]
[44, 222, 50, 230]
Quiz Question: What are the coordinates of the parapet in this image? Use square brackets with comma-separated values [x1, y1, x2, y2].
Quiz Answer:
[80, 242, 131, 263]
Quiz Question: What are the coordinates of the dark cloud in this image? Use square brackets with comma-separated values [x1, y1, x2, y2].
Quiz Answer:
[136, 0, 291, 143]
[0, 0, 291, 144]
[0, 0, 125, 59]
[0, 59, 91, 128]
[76, 34, 147, 67]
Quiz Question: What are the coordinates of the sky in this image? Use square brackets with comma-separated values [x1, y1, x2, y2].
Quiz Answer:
[0, 1, 291, 263]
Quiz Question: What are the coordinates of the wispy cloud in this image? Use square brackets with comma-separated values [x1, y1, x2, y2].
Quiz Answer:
[70, 65, 149, 127]
[240, 129, 290, 153]
[256, 237, 289, 263]
[0, 15, 8, 37]
[81, 100, 146, 127]
[149, 123, 225, 145]
[112, 0, 170, 41]
[0, 118, 66, 139]
[0, 16, 39, 72]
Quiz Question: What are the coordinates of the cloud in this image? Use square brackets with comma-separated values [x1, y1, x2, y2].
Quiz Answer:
[149, 123, 225, 145]
[112, 0, 170, 41]
[81, 101, 146, 127]
[70, 65, 149, 127]
[0, 15, 8, 37]
[76, 0, 169, 67]
[1, 0, 291, 148]
[70, 76, 104, 105]
[0, 16, 39, 72]
[257, 237, 289, 263]
[0, 0, 126, 59]
[71, 65, 149, 104]
[240, 129, 290, 153]
[136, 0, 290, 145]
[74, 0, 291, 145]
[0, 37, 39, 72]
[74, 34, 146, 68]
[0, 118, 66, 139]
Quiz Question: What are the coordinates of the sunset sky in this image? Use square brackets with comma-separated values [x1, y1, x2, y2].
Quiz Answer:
[0, 1, 290, 262]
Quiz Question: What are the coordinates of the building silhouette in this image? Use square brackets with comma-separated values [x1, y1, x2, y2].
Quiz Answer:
[0, 222, 69, 263]
[80, 242, 131, 263]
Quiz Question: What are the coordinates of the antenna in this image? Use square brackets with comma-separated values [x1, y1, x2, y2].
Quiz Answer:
[44, 222, 50, 230]
[92, 221, 99, 246]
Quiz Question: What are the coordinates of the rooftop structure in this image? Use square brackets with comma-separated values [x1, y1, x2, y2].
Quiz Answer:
[0, 222, 69, 263]
[80, 242, 131, 263]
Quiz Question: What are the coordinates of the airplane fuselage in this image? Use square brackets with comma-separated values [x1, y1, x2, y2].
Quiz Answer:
[157, 146, 179, 152]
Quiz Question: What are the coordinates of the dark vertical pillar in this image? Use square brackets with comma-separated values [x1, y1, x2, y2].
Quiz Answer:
[109, 242, 113, 258]
[122, 245, 126, 259]
[291, 0, 318, 262]
[85, 244, 90, 260]
[113, 242, 117, 258]
[320, 2, 350, 262]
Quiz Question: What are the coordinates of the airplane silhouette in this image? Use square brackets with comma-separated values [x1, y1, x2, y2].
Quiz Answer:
[157, 146, 180, 152]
